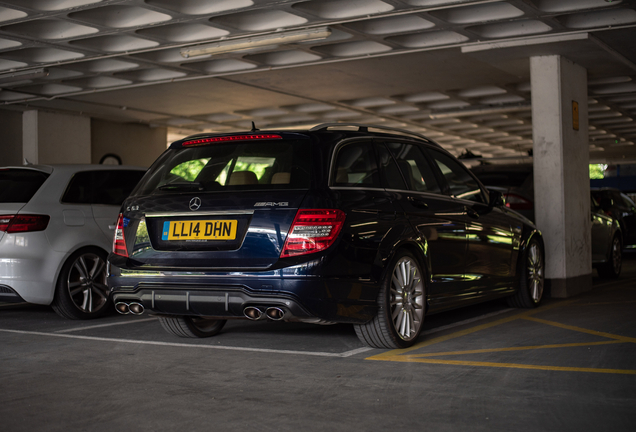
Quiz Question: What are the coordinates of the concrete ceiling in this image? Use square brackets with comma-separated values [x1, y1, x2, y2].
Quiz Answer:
[0, 0, 635, 162]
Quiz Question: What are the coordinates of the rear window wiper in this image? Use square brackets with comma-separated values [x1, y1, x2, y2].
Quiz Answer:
[158, 181, 204, 191]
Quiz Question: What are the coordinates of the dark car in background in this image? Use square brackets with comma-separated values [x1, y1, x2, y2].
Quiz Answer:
[108, 124, 545, 349]
[591, 188, 636, 249]
[471, 163, 622, 279]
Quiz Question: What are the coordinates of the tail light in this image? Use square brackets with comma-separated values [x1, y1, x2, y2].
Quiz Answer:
[112, 213, 128, 257]
[504, 193, 534, 211]
[280, 209, 346, 257]
[0, 214, 50, 233]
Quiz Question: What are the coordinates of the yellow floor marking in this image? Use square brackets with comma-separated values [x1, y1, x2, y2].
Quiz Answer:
[407, 340, 622, 358]
[367, 314, 523, 361]
[368, 299, 576, 361]
[374, 358, 636, 375]
[523, 316, 636, 344]
[366, 298, 636, 374]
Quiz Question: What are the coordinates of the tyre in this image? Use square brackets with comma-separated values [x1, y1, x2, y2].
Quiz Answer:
[597, 234, 622, 279]
[51, 248, 111, 320]
[354, 251, 426, 349]
[159, 316, 227, 338]
[507, 237, 544, 308]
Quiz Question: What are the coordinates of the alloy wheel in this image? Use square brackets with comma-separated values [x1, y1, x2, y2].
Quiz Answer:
[66, 253, 109, 313]
[390, 257, 425, 341]
[527, 242, 544, 303]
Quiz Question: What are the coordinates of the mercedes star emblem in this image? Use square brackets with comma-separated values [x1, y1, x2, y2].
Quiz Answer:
[189, 197, 201, 211]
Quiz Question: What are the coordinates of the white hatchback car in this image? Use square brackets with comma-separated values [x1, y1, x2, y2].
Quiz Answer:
[0, 164, 146, 319]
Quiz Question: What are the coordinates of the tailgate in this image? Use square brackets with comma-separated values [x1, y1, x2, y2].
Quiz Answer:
[125, 191, 305, 269]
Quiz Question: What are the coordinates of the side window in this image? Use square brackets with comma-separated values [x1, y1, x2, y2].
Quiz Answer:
[63, 171, 145, 205]
[62, 172, 93, 204]
[427, 149, 486, 203]
[332, 142, 381, 188]
[92, 170, 146, 205]
[384, 142, 441, 193]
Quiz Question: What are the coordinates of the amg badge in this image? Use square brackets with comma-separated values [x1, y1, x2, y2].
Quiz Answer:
[254, 202, 288, 207]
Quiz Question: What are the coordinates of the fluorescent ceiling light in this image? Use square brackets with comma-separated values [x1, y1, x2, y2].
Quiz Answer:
[428, 102, 531, 119]
[0, 68, 49, 84]
[181, 27, 332, 58]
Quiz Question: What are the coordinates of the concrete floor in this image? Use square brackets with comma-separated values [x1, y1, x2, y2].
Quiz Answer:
[1, 255, 635, 432]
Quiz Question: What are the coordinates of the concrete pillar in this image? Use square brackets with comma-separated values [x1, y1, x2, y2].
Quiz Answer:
[0, 110, 23, 166]
[22, 110, 91, 164]
[530, 55, 591, 298]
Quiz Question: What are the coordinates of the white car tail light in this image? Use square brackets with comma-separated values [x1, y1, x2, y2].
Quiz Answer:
[0, 214, 50, 233]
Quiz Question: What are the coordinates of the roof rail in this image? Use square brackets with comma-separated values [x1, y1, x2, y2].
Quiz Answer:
[309, 123, 431, 142]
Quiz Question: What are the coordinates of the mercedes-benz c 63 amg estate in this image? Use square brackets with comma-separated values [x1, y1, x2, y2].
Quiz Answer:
[108, 124, 544, 348]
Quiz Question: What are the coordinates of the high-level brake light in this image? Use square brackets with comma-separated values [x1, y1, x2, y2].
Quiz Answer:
[0, 214, 50, 233]
[182, 134, 282, 147]
[281, 209, 346, 257]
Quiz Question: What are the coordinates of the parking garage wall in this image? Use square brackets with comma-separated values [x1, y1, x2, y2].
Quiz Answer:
[91, 120, 167, 168]
[0, 110, 22, 166]
[23, 111, 91, 165]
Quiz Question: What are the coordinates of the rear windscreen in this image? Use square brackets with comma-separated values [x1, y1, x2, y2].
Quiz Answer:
[0, 169, 49, 203]
[133, 140, 312, 196]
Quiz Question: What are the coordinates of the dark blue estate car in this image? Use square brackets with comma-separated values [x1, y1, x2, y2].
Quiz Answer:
[108, 124, 544, 348]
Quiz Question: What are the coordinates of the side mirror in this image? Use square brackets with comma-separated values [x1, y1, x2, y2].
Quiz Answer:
[489, 189, 505, 208]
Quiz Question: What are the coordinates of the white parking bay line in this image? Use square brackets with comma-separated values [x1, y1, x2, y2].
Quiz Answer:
[55, 317, 157, 333]
[0, 328, 372, 358]
[340, 347, 375, 357]
[0, 309, 511, 358]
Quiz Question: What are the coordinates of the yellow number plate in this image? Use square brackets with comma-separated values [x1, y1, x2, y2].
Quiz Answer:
[161, 220, 237, 241]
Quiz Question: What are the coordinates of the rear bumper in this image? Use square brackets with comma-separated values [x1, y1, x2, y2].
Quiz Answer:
[0, 285, 26, 303]
[108, 265, 379, 324]
[112, 285, 322, 322]
[0, 239, 66, 305]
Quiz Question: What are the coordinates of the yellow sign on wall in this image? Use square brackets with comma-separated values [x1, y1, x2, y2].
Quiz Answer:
[572, 101, 579, 131]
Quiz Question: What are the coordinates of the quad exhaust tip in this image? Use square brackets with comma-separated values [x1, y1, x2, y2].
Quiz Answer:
[243, 306, 263, 320]
[243, 306, 288, 321]
[129, 302, 144, 315]
[265, 307, 286, 321]
[115, 302, 145, 315]
[115, 302, 129, 314]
